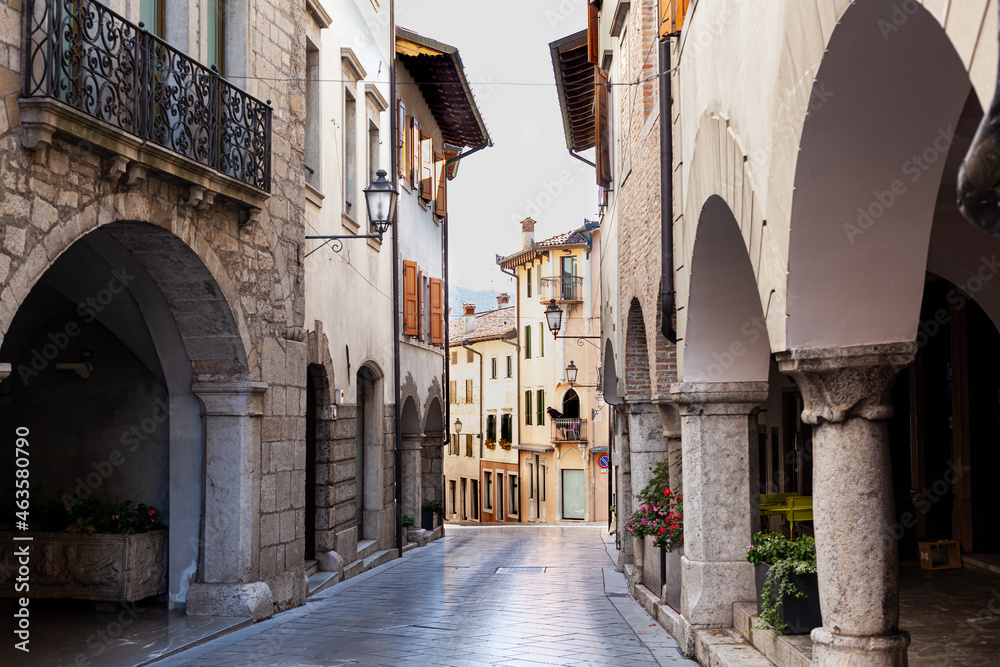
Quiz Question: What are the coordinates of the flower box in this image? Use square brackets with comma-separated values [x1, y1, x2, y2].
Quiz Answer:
[0, 529, 167, 602]
[754, 562, 822, 635]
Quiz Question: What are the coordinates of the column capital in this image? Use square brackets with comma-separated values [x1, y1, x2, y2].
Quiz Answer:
[670, 381, 769, 415]
[775, 343, 915, 425]
[192, 380, 268, 417]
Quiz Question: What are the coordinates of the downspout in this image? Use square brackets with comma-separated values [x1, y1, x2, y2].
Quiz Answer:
[462, 341, 484, 459]
[659, 38, 677, 343]
[569, 149, 596, 168]
[389, 0, 403, 554]
[958, 0, 1000, 232]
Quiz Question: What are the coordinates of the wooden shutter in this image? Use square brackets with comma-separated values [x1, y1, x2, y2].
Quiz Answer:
[659, 0, 690, 38]
[429, 278, 443, 344]
[525, 390, 532, 425]
[403, 260, 418, 335]
[596, 68, 612, 189]
[450, 379, 456, 404]
[420, 133, 433, 200]
[398, 100, 407, 180]
[537, 389, 544, 425]
[410, 117, 419, 187]
[587, 4, 599, 63]
[417, 271, 424, 340]
[525, 325, 531, 358]
[434, 152, 447, 217]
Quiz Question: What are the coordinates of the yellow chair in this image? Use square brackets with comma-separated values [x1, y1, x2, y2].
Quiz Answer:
[785, 496, 813, 539]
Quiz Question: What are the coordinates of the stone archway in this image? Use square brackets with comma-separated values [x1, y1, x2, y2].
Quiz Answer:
[422, 396, 445, 510]
[356, 363, 385, 546]
[400, 395, 421, 526]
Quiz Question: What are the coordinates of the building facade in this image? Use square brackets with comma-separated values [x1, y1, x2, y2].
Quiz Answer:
[497, 219, 609, 524]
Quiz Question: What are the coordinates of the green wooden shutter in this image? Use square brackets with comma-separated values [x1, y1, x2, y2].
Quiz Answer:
[525, 391, 532, 425]
[537, 389, 544, 425]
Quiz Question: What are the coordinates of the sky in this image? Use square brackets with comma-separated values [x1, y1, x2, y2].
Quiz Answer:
[395, 0, 599, 293]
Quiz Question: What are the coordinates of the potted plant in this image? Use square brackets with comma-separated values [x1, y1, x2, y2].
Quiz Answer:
[746, 532, 821, 635]
[484, 439, 496, 450]
[0, 498, 167, 602]
[498, 439, 511, 450]
[421, 500, 442, 531]
[623, 462, 683, 590]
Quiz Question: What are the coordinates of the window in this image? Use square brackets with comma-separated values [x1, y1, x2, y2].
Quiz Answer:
[536, 265, 541, 297]
[304, 43, 320, 188]
[540, 465, 546, 501]
[434, 152, 447, 217]
[536, 389, 545, 425]
[465, 379, 473, 404]
[420, 132, 434, 200]
[449, 380, 456, 404]
[451, 351, 458, 365]
[525, 391, 532, 426]
[506, 355, 513, 378]
[410, 116, 420, 187]
[467, 349, 474, 363]
[460, 478, 467, 520]
[466, 434, 473, 457]
[484, 472, 493, 510]
[486, 414, 496, 442]
[525, 325, 532, 359]
[491, 357, 497, 379]
[526, 267, 532, 298]
[449, 479, 457, 516]
[471, 480, 479, 520]
[369, 121, 380, 183]
[207, 0, 226, 72]
[528, 462, 534, 499]
[140, 0, 165, 37]
[449, 435, 458, 456]
[497, 473, 505, 520]
[510, 475, 519, 515]
[344, 91, 357, 215]
[397, 101, 408, 181]
[501, 413, 513, 442]
[539, 323, 544, 357]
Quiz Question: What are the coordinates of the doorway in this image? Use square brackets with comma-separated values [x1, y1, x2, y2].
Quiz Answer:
[562, 469, 585, 520]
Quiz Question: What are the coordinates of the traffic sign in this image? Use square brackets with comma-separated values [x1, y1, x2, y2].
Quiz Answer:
[598, 455, 609, 469]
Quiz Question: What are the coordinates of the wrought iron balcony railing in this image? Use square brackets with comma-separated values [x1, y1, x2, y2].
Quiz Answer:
[540, 276, 584, 303]
[22, 0, 271, 192]
[551, 418, 587, 443]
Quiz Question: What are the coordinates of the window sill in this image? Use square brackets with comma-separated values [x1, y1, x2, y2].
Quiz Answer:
[342, 211, 360, 233]
[305, 181, 325, 207]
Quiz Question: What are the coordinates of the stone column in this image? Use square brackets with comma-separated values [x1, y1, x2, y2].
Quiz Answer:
[187, 380, 273, 620]
[627, 400, 669, 508]
[777, 344, 914, 666]
[401, 434, 423, 525]
[654, 399, 683, 491]
[671, 381, 769, 628]
[615, 404, 634, 570]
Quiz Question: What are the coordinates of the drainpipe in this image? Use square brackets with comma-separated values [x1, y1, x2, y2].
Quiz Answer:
[569, 149, 596, 168]
[389, 0, 403, 555]
[659, 38, 677, 343]
[462, 341, 484, 459]
[958, 0, 1000, 232]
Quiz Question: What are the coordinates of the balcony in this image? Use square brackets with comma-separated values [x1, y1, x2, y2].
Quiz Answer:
[551, 418, 587, 444]
[540, 276, 583, 303]
[20, 0, 271, 211]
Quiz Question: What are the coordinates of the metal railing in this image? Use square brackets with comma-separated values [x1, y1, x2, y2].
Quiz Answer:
[540, 276, 583, 302]
[22, 0, 271, 191]
[551, 418, 587, 443]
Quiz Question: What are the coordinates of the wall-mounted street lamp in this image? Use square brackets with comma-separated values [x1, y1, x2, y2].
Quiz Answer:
[454, 417, 463, 434]
[544, 299, 600, 343]
[305, 170, 398, 254]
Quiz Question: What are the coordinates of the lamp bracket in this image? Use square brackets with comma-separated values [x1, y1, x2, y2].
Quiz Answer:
[305, 234, 383, 256]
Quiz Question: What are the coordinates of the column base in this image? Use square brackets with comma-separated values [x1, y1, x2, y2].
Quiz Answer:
[681, 556, 755, 627]
[812, 627, 910, 666]
[186, 582, 273, 620]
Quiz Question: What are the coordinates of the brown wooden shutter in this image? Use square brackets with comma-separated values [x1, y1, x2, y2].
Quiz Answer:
[417, 270, 424, 340]
[429, 278, 443, 344]
[659, 0, 690, 38]
[596, 68, 611, 189]
[410, 117, 419, 187]
[403, 260, 418, 335]
[398, 100, 407, 180]
[420, 133, 433, 200]
[587, 4, 599, 64]
[434, 153, 447, 217]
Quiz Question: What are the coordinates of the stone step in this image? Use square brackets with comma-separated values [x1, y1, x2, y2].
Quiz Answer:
[733, 600, 811, 667]
[343, 558, 364, 581]
[362, 548, 398, 572]
[304, 559, 319, 578]
[357, 539, 378, 560]
[306, 570, 340, 597]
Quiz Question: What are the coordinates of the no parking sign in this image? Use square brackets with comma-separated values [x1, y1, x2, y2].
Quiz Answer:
[598, 455, 609, 469]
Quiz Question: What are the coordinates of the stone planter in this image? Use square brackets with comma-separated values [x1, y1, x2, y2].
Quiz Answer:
[754, 562, 822, 634]
[663, 547, 683, 611]
[632, 537, 644, 569]
[0, 529, 167, 602]
[421, 510, 435, 531]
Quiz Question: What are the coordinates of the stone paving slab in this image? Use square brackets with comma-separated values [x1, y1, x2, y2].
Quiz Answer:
[150, 525, 696, 666]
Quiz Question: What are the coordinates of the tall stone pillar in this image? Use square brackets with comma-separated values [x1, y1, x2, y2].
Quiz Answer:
[654, 399, 683, 491]
[615, 404, 634, 570]
[627, 401, 669, 507]
[401, 434, 423, 524]
[187, 380, 273, 620]
[671, 381, 769, 627]
[777, 344, 914, 666]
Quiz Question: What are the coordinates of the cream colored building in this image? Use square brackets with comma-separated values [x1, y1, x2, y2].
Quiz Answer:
[445, 298, 519, 522]
[497, 219, 609, 524]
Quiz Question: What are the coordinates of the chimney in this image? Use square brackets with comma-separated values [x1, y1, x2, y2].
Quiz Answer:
[496, 293, 510, 307]
[463, 303, 476, 334]
[521, 217, 536, 249]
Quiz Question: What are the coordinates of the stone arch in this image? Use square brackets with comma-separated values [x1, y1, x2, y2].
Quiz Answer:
[306, 321, 337, 404]
[423, 395, 444, 436]
[356, 361, 385, 543]
[684, 196, 771, 383]
[421, 396, 445, 508]
[786, 0, 973, 349]
[401, 395, 421, 436]
[624, 299, 651, 399]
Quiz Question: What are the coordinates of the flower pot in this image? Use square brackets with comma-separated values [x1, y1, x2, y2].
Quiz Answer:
[0, 529, 167, 602]
[754, 562, 822, 634]
[421, 510, 435, 531]
[664, 547, 683, 611]
[632, 537, 644, 569]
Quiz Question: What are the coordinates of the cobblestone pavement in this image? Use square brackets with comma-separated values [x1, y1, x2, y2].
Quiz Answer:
[151, 525, 696, 666]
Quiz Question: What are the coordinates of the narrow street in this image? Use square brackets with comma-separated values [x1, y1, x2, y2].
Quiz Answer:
[150, 526, 694, 667]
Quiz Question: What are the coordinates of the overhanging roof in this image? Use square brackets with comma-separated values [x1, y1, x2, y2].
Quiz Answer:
[396, 27, 492, 149]
[550, 29, 595, 152]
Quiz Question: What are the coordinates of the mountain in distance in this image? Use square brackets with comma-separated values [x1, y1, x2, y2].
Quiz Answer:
[448, 285, 507, 319]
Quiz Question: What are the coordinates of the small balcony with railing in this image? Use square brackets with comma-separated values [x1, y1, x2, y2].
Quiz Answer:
[551, 418, 587, 444]
[539, 276, 583, 303]
[20, 0, 271, 213]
